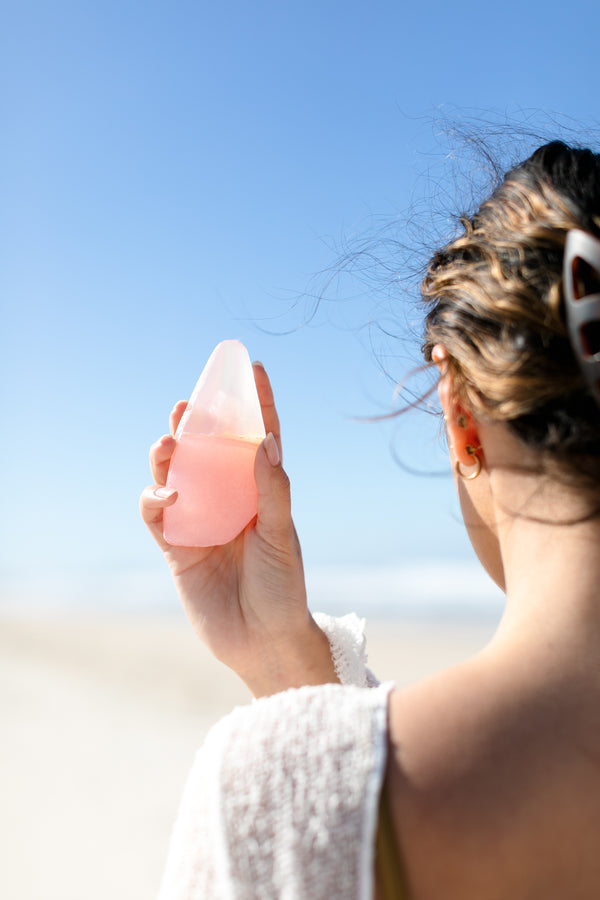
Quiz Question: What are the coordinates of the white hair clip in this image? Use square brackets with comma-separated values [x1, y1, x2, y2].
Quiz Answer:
[563, 229, 600, 408]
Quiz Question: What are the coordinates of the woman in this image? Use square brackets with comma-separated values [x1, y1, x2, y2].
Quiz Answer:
[141, 141, 600, 899]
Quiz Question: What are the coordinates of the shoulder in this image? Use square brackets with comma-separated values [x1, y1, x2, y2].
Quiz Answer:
[384, 653, 544, 897]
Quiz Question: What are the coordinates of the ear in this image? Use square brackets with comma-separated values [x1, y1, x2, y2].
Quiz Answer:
[433, 346, 482, 468]
[446, 400, 482, 468]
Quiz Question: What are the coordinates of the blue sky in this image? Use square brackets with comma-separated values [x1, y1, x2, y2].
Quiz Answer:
[2, 0, 598, 615]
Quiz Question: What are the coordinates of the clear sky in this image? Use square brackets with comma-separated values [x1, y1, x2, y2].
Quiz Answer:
[2, 0, 598, 616]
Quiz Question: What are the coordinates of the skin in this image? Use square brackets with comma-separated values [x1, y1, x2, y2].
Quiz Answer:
[383, 351, 600, 899]
[141, 353, 600, 899]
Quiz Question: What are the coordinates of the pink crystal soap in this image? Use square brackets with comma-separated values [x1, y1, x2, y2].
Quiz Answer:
[163, 340, 266, 547]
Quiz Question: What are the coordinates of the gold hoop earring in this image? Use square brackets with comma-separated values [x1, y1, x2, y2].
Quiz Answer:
[455, 450, 481, 481]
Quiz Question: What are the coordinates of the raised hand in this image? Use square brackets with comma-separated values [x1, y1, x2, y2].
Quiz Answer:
[140, 362, 336, 696]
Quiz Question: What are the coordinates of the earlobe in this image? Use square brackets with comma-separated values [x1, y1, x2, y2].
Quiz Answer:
[455, 448, 482, 480]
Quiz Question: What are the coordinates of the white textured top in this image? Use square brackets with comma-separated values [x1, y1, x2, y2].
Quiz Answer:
[313, 612, 380, 688]
[158, 615, 392, 900]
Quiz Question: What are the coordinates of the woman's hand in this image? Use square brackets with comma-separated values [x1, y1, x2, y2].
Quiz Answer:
[140, 362, 336, 697]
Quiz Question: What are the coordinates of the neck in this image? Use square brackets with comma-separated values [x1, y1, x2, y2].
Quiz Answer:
[491, 476, 600, 661]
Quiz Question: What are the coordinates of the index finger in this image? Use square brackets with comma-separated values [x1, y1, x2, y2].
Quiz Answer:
[169, 400, 189, 437]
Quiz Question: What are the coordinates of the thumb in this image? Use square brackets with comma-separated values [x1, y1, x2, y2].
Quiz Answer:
[255, 432, 292, 537]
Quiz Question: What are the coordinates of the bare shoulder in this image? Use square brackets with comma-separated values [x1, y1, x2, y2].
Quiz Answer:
[384, 652, 600, 899]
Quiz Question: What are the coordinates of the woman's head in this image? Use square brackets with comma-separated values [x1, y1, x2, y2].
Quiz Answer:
[422, 141, 600, 495]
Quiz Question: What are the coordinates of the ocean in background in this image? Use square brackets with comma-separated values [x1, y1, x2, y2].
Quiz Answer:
[0, 560, 504, 622]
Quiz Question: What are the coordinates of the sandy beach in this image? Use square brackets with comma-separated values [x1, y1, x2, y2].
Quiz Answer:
[1, 610, 499, 900]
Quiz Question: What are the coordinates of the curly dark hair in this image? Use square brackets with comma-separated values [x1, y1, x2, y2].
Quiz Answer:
[422, 141, 600, 492]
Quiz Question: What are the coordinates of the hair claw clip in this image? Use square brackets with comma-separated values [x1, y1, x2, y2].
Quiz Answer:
[563, 229, 600, 408]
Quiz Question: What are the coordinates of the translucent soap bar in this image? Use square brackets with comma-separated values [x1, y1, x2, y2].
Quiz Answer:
[163, 340, 266, 547]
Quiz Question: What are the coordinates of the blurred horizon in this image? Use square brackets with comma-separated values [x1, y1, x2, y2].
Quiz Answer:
[1, 559, 505, 622]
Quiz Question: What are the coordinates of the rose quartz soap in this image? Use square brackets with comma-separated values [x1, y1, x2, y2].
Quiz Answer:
[163, 340, 266, 547]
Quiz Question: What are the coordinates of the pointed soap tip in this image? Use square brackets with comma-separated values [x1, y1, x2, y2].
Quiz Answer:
[175, 339, 266, 440]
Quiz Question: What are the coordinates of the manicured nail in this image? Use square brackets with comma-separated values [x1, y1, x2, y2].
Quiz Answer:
[154, 487, 177, 499]
[253, 360, 265, 369]
[264, 432, 280, 466]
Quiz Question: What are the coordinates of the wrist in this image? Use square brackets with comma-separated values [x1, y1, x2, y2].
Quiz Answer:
[242, 615, 339, 698]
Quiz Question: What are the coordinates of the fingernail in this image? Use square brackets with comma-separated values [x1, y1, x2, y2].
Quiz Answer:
[154, 487, 177, 499]
[264, 432, 280, 467]
[253, 360, 265, 369]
